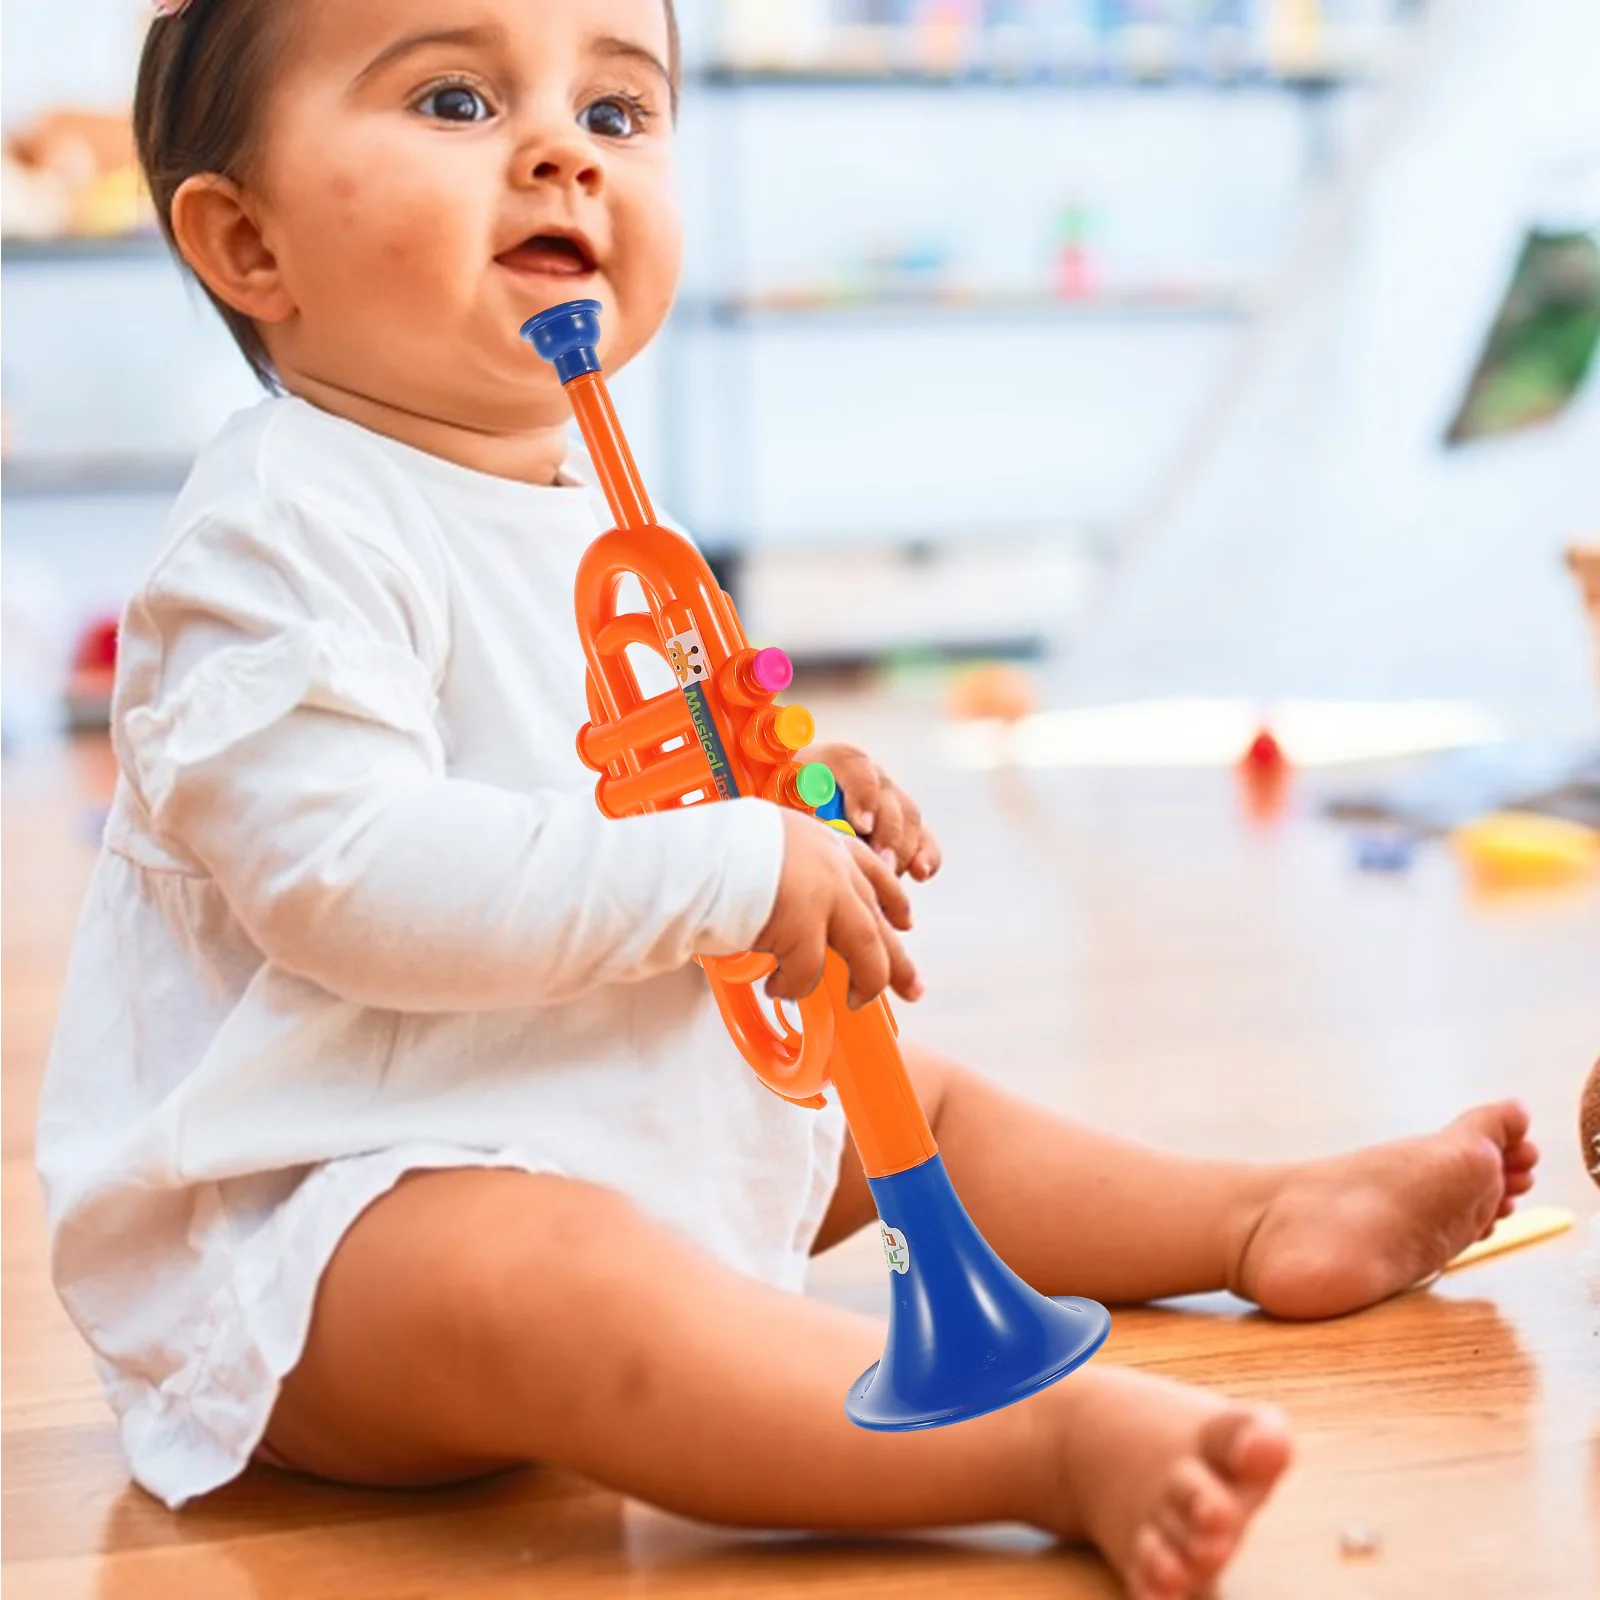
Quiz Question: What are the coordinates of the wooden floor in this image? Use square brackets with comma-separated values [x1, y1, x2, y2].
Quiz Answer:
[5, 716, 1599, 1598]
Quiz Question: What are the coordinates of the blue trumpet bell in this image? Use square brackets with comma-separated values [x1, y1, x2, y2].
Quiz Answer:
[847, 1155, 1111, 1431]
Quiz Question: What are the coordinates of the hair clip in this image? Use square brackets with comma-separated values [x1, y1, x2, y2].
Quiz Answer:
[153, 0, 195, 16]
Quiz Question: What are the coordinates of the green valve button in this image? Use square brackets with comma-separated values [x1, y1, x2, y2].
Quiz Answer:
[795, 762, 836, 809]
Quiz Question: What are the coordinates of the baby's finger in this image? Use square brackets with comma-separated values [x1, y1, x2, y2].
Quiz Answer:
[909, 825, 943, 881]
[848, 838, 913, 931]
[835, 753, 883, 838]
[830, 896, 891, 1010]
[879, 920, 923, 1003]
[869, 784, 908, 868]
[847, 863, 881, 918]
[886, 786, 924, 874]
[763, 925, 827, 1003]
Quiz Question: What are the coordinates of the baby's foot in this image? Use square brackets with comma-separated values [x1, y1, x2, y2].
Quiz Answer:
[1038, 1365, 1292, 1599]
[1233, 1100, 1539, 1320]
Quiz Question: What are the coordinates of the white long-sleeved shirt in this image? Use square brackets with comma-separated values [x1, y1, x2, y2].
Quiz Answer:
[36, 396, 846, 1508]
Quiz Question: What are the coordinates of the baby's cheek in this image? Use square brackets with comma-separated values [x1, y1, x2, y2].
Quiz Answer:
[320, 192, 467, 300]
[304, 152, 475, 268]
[611, 203, 682, 345]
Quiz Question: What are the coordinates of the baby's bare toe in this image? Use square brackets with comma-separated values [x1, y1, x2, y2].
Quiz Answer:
[1164, 1457, 1239, 1555]
[1130, 1523, 1192, 1600]
[1506, 1139, 1539, 1172]
[1456, 1099, 1530, 1153]
[1200, 1404, 1294, 1495]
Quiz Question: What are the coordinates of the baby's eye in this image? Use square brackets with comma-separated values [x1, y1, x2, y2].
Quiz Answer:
[578, 95, 644, 139]
[416, 83, 494, 123]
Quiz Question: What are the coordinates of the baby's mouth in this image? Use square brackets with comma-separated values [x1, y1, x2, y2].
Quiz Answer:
[496, 232, 597, 278]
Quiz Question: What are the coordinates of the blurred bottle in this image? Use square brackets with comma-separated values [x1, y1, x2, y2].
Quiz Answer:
[720, 0, 833, 70]
[1035, 0, 1101, 77]
[1203, 0, 1256, 80]
[1079, 0, 1120, 77]
[1121, 0, 1177, 80]
[833, 0, 913, 73]
[1052, 199, 1096, 298]
[1266, 0, 1325, 77]
[1322, 0, 1394, 73]
[912, 0, 984, 74]
[1168, 0, 1213, 79]
[864, 232, 956, 300]
[983, 0, 1032, 76]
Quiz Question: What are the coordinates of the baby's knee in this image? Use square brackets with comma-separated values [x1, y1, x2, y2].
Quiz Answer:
[905, 1045, 995, 1136]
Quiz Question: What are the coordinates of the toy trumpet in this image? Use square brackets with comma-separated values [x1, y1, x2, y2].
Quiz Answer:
[523, 300, 1109, 1429]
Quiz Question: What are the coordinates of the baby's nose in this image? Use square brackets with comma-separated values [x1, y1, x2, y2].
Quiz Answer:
[522, 135, 603, 195]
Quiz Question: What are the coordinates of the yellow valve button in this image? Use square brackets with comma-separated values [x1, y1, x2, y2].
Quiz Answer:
[772, 703, 815, 751]
[824, 818, 856, 837]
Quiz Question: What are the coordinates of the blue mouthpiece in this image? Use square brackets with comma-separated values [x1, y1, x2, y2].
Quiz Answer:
[520, 299, 604, 385]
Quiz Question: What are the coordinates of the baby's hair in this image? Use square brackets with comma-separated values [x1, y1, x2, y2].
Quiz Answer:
[134, 0, 682, 391]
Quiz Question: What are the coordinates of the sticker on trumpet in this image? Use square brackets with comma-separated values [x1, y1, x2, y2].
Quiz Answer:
[666, 620, 741, 802]
[665, 624, 710, 685]
[880, 1222, 910, 1275]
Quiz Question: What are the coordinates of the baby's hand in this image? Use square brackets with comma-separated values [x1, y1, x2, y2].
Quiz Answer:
[755, 810, 923, 1010]
[807, 743, 942, 882]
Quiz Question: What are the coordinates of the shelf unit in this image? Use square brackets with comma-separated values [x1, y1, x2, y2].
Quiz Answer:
[675, 287, 1254, 326]
[1, 453, 193, 497]
[691, 64, 1360, 92]
[659, 60, 1373, 581]
[1, 232, 168, 264]
[650, 7, 1418, 654]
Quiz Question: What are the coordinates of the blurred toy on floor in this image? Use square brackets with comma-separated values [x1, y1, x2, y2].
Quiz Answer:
[65, 616, 119, 732]
[1351, 829, 1417, 873]
[1238, 722, 1293, 822]
[1452, 811, 1600, 890]
[944, 659, 1038, 724]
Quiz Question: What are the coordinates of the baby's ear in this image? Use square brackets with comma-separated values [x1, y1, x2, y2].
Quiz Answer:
[169, 173, 295, 325]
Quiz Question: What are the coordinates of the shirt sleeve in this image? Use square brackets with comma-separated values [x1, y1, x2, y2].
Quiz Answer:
[116, 496, 786, 1012]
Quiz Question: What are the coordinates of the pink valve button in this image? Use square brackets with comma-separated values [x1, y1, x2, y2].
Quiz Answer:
[750, 647, 793, 693]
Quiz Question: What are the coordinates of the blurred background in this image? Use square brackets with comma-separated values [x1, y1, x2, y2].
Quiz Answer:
[2, 0, 1598, 840]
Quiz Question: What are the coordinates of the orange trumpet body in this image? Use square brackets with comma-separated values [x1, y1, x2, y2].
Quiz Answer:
[555, 373, 935, 1178]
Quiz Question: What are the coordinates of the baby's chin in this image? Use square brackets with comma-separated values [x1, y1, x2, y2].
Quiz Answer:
[404, 319, 587, 416]
[273, 284, 657, 435]
[433, 369, 577, 434]
[276, 346, 573, 444]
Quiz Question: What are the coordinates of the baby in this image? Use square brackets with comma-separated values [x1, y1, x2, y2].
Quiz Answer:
[37, 3, 1540, 1597]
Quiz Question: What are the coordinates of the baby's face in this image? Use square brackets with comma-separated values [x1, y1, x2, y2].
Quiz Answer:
[252, 0, 680, 429]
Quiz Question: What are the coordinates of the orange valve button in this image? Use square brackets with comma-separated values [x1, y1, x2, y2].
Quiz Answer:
[773, 704, 816, 751]
[796, 762, 836, 810]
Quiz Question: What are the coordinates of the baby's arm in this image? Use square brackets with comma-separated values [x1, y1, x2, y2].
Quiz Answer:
[118, 500, 782, 1011]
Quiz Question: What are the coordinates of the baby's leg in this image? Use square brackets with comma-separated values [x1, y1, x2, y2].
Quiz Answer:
[265, 1169, 1288, 1598]
[814, 1047, 1538, 1320]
